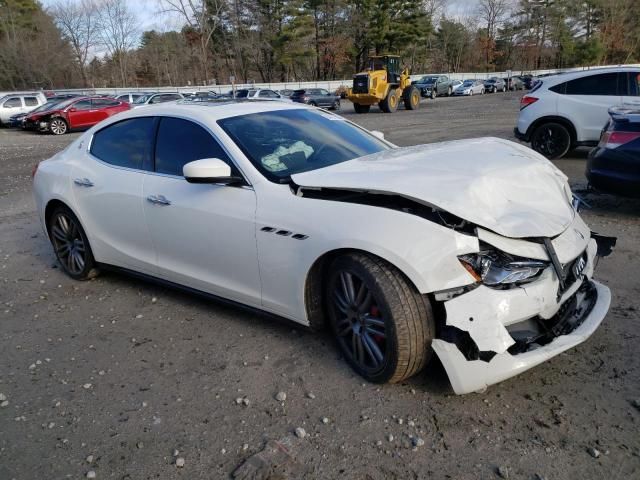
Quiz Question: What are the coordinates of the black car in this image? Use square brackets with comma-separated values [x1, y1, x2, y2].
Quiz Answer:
[519, 75, 535, 89]
[587, 105, 640, 197]
[290, 88, 340, 109]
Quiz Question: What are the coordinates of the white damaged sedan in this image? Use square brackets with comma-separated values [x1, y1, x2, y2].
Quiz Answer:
[33, 101, 615, 394]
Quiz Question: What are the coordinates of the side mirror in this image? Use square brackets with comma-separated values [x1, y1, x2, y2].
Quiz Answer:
[67, 107, 77, 113]
[183, 158, 243, 185]
[370, 130, 385, 140]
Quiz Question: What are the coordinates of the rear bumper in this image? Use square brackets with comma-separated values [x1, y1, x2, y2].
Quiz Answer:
[513, 126, 528, 142]
[586, 147, 640, 197]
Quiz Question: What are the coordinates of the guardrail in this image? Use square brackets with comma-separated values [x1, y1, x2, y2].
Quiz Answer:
[2, 64, 638, 98]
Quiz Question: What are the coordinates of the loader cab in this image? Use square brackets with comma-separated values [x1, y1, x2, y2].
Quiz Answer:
[368, 55, 401, 84]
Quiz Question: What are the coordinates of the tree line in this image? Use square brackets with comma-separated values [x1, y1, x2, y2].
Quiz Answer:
[1, 0, 639, 90]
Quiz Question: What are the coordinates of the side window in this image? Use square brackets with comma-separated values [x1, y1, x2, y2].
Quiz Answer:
[627, 72, 640, 96]
[73, 100, 93, 110]
[258, 90, 271, 98]
[549, 82, 566, 94]
[319, 89, 329, 95]
[24, 97, 39, 106]
[149, 95, 163, 104]
[90, 117, 155, 170]
[155, 117, 233, 177]
[92, 98, 119, 107]
[565, 73, 619, 95]
[3, 97, 22, 108]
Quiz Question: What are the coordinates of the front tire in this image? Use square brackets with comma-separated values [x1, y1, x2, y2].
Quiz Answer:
[380, 88, 399, 113]
[326, 253, 435, 384]
[49, 118, 68, 135]
[531, 122, 572, 159]
[353, 103, 370, 114]
[430, 89, 436, 100]
[402, 85, 420, 110]
[330, 99, 340, 110]
[48, 206, 99, 280]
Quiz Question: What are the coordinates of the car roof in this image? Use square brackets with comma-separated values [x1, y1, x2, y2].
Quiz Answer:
[540, 66, 640, 87]
[97, 99, 311, 125]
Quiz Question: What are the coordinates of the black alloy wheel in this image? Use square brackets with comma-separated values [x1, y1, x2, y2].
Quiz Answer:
[332, 269, 388, 374]
[326, 253, 435, 384]
[531, 122, 572, 159]
[48, 206, 98, 280]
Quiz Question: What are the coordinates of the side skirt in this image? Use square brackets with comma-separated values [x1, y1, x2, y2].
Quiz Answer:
[96, 263, 305, 330]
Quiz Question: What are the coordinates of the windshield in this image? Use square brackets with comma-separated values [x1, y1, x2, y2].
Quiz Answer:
[420, 76, 438, 83]
[462, 80, 474, 86]
[133, 94, 152, 104]
[218, 109, 389, 182]
[31, 101, 63, 113]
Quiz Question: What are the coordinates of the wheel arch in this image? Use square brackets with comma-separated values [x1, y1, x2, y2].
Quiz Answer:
[44, 199, 82, 241]
[303, 247, 425, 332]
[525, 115, 577, 146]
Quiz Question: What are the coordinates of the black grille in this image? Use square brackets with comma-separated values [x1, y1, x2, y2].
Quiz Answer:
[352, 75, 369, 94]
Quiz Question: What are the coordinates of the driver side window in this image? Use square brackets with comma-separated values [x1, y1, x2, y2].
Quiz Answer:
[154, 117, 235, 177]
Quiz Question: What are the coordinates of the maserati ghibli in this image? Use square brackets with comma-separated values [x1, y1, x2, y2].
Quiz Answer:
[33, 101, 614, 394]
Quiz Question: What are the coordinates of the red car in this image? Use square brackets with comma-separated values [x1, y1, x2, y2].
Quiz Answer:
[24, 96, 130, 135]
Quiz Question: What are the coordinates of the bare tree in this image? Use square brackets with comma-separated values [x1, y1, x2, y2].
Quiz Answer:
[97, 0, 139, 87]
[478, 0, 509, 70]
[157, 0, 225, 85]
[51, 0, 99, 87]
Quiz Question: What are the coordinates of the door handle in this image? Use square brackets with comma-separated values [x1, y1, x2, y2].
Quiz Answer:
[147, 194, 171, 206]
[74, 178, 94, 187]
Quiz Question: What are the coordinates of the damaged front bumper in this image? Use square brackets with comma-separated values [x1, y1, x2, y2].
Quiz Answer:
[431, 227, 615, 395]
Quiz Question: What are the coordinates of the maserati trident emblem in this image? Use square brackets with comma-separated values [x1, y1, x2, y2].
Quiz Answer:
[573, 255, 587, 278]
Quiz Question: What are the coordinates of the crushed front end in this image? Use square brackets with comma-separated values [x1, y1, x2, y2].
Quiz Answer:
[431, 214, 616, 394]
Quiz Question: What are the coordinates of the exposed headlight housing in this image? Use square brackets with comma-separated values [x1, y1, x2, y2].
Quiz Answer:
[459, 250, 548, 287]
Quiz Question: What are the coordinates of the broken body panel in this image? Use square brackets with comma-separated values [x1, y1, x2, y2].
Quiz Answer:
[293, 138, 614, 394]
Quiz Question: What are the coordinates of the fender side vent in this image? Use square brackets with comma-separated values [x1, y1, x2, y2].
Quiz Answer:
[276, 230, 292, 236]
[292, 234, 308, 240]
[261, 227, 276, 232]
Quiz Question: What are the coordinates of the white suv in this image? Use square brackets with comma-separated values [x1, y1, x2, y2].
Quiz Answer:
[0, 92, 47, 125]
[514, 67, 640, 158]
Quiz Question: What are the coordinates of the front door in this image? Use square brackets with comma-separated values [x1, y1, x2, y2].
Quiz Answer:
[142, 116, 261, 306]
[66, 99, 95, 129]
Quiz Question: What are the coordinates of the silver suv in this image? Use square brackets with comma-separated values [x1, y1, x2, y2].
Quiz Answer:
[0, 92, 47, 124]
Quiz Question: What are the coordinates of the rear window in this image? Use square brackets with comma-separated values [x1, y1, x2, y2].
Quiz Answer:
[558, 72, 620, 96]
[91, 117, 155, 170]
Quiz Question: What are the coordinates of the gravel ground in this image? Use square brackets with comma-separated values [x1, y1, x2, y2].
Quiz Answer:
[1, 92, 639, 480]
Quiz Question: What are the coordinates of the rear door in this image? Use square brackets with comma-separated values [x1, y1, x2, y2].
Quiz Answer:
[142, 116, 261, 305]
[557, 72, 622, 142]
[71, 117, 156, 272]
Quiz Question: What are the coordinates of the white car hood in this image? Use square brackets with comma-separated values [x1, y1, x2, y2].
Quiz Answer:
[292, 137, 575, 238]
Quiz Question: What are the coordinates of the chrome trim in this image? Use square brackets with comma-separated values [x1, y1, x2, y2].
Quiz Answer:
[85, 114, 253, 187]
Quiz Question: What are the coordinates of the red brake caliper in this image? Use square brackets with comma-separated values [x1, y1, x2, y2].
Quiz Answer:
[369, 306, 384, 344]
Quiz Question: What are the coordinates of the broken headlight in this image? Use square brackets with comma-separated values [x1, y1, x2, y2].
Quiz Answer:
[458, 250, 549, 287]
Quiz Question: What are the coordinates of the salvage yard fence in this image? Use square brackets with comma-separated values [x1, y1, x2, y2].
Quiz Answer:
[2, 64, 639, 98]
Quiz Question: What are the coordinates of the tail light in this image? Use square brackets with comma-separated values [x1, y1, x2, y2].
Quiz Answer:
[520, 96, 538, 110]
[598, 131, 640, 149]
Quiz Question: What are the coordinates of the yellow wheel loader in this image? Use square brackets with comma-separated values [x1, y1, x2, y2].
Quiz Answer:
[347, 55, 420, 114]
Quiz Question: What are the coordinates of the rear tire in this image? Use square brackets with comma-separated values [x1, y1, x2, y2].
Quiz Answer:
[380, 89, 399, 113]
[447, 86, 452, 96]
[402, 86, 420, 110]
[326, 253, 435, 384]
[48, 206, 99, 281]
[353, 103, 370, 114]
[531, 122, 572, 159]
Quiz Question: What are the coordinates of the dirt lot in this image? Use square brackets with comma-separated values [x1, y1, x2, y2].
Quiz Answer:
[1, 92, 639, 480]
